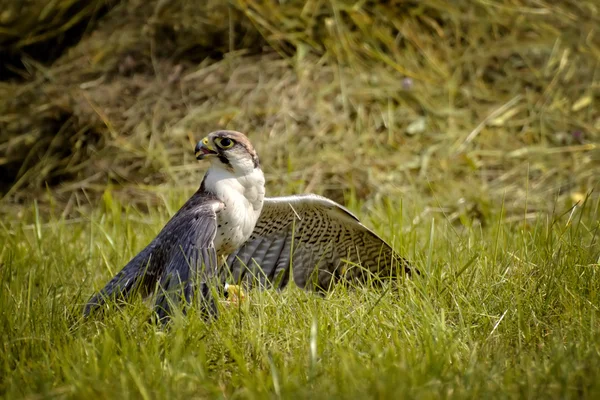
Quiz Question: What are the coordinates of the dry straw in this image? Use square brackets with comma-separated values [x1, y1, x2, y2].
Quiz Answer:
[0, 0, 598, 220]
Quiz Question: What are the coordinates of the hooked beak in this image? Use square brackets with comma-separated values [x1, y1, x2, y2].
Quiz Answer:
[195, 137, 217, 160]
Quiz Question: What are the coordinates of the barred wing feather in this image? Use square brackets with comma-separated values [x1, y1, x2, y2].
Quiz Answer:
[224, 194, 413, 290]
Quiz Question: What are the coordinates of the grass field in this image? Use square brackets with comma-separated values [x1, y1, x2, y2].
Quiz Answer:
[1, 188, 600, 398]
[2, 0, 600, 398]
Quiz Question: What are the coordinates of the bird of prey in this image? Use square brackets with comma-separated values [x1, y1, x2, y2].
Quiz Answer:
[84, 130, 413, 321]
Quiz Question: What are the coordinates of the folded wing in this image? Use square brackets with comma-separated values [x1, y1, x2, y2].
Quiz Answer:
[224, 194, 413, 291]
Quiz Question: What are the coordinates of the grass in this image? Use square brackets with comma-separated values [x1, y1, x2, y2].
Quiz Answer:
[1, 187, 600, 398]
[1, 0, 600, 398]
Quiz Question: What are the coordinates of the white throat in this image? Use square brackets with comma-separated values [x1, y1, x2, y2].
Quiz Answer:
[203, 165, 265, 256]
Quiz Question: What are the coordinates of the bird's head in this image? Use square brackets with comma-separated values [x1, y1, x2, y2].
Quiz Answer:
[195, 130, 260, 175]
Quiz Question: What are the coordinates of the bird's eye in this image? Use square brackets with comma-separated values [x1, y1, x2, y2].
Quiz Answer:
[215, 137, 235, 149]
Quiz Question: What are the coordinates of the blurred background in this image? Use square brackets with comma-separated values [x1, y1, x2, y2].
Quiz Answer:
[1, 0, 598, 223]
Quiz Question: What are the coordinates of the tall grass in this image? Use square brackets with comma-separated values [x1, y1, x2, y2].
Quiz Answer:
[1, 190, 599, 398]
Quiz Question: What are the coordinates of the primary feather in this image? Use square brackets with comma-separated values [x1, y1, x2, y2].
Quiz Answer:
[84, 191, 222, 320]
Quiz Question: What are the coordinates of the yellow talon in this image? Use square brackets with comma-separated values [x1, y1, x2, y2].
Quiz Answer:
[225, 284, 246, 305]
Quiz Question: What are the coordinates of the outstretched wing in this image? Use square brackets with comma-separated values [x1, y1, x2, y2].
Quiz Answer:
[224, 194, 413, 291]
[84, 191, 221, 320]
[154, 241, 218, 323]
[84, 241, 161, 316]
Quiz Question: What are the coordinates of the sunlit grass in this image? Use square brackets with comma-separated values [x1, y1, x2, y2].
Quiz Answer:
[1, 190, 599, 398]
[1, 0, 599, 398]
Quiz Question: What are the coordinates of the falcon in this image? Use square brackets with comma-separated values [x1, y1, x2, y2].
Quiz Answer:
[84, 130, 413, 322]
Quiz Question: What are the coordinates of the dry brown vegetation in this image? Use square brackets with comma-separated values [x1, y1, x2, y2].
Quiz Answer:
[1, 0, 599, 221]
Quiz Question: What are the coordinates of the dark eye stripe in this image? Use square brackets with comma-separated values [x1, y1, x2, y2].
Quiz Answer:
[218, 155, 230, 165]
